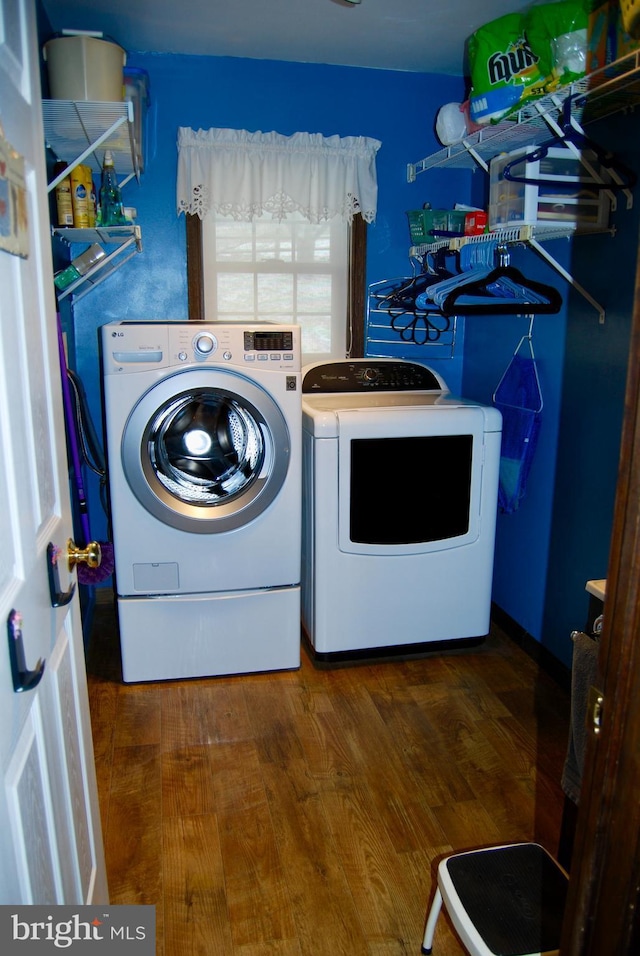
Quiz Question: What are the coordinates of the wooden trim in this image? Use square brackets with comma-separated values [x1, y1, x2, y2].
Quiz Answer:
[347, 214, 367, 358]
[490, 603, 570, 691]
[561, 244, 640, 953]
[186, 213, 204, 320]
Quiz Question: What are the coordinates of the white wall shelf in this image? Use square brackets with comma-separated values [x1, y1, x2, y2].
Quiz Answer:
[409, 225, 613, 325]
[53, 226, 142, 302]
[43, 100, 140, 192]
[44, 101, 144, 299]
[407, 51, 640, 182]
[405, 53, 640, 325]
[408, 223, 612, 259]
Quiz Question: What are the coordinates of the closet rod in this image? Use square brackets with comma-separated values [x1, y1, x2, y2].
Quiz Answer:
[409, 227, 610, 324]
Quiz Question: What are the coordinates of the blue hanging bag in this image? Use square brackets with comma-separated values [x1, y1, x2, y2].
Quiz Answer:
[492, 328, 543, 514]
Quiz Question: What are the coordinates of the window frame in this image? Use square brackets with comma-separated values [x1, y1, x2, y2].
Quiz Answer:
[185, 212, 367, 358]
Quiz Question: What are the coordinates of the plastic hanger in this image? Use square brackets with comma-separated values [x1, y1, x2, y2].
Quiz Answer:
[376, 249, 458, 313]
[416, 240, 498, 310]
[501, 95, 637, 192]
[440, 248, 563, 315]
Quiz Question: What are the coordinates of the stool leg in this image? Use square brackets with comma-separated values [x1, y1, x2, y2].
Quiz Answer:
[421, 887, 443, 955]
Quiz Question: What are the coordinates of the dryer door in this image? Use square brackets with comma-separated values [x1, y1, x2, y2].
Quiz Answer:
[337, 405, 489, 555]
[121, 368, 291, 533]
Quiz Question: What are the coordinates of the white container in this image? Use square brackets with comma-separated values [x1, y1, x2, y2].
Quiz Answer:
[489, 146, 611, 232]
[43, 35, 126, 101]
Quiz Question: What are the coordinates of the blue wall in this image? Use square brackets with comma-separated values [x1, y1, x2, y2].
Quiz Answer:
[55, 46, 637, 670]
[540, 114, 638, 665]
[462, 111, 638, 667]
[73, 51, 469, 330]
[67, 51, 467, 548]
[461, 243, 569, 645]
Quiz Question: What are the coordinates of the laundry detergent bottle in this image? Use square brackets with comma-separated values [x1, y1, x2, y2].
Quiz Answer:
[98, 150, 127, 225]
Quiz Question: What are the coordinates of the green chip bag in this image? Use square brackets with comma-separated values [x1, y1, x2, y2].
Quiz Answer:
[526, 0, 589, 88]
[469, 12, 548, 125]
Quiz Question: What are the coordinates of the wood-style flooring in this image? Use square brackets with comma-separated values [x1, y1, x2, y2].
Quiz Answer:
[86, 602, 570, 955]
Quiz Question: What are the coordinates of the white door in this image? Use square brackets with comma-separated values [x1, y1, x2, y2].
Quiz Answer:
[0, 0, 108, 903]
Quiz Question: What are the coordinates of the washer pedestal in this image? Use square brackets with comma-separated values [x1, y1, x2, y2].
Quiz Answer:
[117, 586, 300, 683]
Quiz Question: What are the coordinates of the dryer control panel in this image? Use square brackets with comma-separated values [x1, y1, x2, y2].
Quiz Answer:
[302, 359, 444, 393]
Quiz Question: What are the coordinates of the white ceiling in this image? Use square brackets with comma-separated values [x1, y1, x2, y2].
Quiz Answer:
[40, 0, 531, 76]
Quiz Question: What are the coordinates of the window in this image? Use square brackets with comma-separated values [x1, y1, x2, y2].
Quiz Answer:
[179, 127, 379, 361]
[186, 213, 367, 360]
[201, 210, 348, 363]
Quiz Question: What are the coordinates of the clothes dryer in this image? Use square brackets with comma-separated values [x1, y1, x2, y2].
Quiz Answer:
[301, 359, 502, 658]
[102, 322, 301, 681]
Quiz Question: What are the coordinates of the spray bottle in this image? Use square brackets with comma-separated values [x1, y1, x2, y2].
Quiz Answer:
[98, 150, 127, 226]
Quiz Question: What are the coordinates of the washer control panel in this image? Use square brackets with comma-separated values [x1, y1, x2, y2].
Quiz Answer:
[103, 321, 301, 373]
[193, 331, 218, 356]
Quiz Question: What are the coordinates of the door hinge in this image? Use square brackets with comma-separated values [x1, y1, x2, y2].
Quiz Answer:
[588, 685, 605, 736]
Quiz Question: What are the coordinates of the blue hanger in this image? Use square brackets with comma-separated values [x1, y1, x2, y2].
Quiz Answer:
[501, 95, 637, 192]
[416, 241, 498, 310]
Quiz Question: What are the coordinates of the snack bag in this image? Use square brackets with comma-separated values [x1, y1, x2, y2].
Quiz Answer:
[526, 0, 589, 88]
[586, 0, 618, 71]
[468, 13, 548, 125]
[613, 0, 640, 60]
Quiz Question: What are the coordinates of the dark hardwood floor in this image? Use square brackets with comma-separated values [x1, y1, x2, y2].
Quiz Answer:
[86, 599, 570, 955]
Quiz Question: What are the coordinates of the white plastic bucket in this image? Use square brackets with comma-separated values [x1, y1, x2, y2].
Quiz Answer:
[43, 36, 126, 101]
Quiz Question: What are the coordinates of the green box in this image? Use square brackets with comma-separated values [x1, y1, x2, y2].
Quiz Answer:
[406, 209, 449, 243]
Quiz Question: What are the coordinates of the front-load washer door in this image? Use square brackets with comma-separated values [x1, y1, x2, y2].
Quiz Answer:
[337, 405, 488, 555]
[121, 368, 291, 533]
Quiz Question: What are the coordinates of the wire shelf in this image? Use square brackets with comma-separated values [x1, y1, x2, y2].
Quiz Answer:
[408, 51, 640, 180]
[43, 100, 139, 187]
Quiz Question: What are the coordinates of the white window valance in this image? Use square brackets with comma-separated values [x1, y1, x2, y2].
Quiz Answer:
[177, 126, 382, 224]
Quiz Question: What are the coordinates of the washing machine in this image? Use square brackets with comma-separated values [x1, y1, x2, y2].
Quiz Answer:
[102, 321, 302, 682]
[301, 359, 502, 658]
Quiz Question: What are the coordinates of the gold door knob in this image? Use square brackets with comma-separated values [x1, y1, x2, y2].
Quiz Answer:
[67, 538, 102, 571]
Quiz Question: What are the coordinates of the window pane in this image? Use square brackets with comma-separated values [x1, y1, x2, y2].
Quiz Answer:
[298, 273, 331, 313]
[216, 222, 254, 262]
[218, 274, 254, 312]
[255, 221, 293, 262]
[257, 274, 293, 313]
[302, 316, 332, 356]
[295, 221, 331, 263]
[202, 210, 348, 362]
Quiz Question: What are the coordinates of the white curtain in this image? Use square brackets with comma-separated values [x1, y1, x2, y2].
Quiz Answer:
[176, 126, 382, 224]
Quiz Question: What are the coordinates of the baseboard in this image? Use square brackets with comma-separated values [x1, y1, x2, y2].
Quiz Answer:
[491, 602, 570, 691]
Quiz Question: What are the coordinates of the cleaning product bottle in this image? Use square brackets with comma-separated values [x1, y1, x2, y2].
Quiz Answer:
[84, 165, 97, 227]
[54, 161, 74, 227]
[54, 243, 105, 291]
[98, 150, 127, 226]
[70, 164, 90, 227]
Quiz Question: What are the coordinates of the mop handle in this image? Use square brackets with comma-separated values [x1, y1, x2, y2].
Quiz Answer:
[56, 314, 92, 545]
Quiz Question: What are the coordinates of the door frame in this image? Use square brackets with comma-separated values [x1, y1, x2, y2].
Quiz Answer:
[562, 250, 640, 952]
